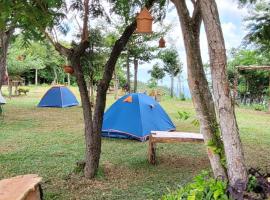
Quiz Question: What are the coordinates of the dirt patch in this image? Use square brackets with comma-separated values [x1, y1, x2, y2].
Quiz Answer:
[158, 154, 210, 172]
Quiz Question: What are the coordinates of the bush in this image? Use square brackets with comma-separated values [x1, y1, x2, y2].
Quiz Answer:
[162, 171, 229, 200]
[18, 87, 30, 95]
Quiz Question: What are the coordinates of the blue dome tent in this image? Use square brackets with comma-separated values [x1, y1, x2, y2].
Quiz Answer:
[102, 93, 175, 141]
[38, 86, 79, 108]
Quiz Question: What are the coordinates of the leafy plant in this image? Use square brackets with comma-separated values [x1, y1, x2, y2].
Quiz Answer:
[247, 175, 258, 192]
[177, 111, 190, 120]
[162, 171, 230, 200]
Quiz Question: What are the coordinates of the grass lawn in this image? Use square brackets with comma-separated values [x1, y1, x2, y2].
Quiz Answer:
[0, 86, 269, 200]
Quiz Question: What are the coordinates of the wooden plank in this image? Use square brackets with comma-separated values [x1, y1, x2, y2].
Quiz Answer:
[236, 66, 270, 71]
[0, 174, 42, 200]
[151, 131, 204, 140]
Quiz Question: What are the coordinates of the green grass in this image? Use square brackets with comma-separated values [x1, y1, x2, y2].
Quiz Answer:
[0, 86, 269, 200]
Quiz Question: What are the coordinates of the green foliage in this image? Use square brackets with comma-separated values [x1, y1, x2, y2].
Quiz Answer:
[7, 37, 65, 77]
[247, 175, 258, 192]
[162, 171, 229, 200]
[159, 48, 182, 78]
[244, 1, 270, 47]
[177, 111, 191, 120]
[191, 119, 200, 127]
[110, 0, 168, 24]
[148, 63, 165, 81]
[0, 0, 65, 45]
[18, 87, 30, 95]
[227, 49, 270, 102]
[147, 78, 158, 89]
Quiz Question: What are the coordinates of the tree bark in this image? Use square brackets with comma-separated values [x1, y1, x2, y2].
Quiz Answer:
[199, 0, 247, 193]
[67, 73, 70, 86]
[0, 28, 14, 90]
[172, 0, 227, 179]
[134, 58, 138, 93]
[70, 53, 98, 178]
[35, 69, 38, 85]
[126, 50, 131, 93]
[170, 75, 174, 98]
[114, 71, 118, 100]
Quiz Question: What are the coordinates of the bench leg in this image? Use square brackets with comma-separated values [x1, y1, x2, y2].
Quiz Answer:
[148, 138, 156, 165]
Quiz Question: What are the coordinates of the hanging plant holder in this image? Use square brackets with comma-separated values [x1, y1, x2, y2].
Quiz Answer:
[159, 37, 166, 48]
[63, 65, 74, 74]
[135, 7, 153, 34]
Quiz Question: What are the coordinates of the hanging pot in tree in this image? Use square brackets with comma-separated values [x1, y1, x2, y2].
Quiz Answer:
[159, 37, 166, 48]
[135, 7, 153, 34]
[63, 65, 74, 74]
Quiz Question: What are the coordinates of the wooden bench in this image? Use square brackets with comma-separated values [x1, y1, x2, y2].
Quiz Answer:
[0, 174, 42, 200]
[148, 131, 204, 164]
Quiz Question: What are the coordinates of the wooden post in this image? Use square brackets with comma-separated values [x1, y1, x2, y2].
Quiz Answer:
[148, 135, 156, 165]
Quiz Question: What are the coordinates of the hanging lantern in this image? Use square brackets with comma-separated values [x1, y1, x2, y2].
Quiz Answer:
[135, 7, 153, 34]
[63, 65, 74, 74]
[159, 37, 166, 48]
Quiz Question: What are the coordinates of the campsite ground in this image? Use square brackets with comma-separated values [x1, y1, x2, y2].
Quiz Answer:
[0, 86, 269, 200]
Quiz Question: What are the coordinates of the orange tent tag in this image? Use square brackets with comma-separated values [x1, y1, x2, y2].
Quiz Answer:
[123, 96, 132, 103]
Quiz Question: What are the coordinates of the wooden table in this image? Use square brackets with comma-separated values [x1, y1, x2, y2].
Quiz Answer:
[148, 131, 204, 164]
[0, 174, 42, 200]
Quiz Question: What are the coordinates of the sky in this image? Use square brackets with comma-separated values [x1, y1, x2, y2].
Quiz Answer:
[135, 0, 249, 97]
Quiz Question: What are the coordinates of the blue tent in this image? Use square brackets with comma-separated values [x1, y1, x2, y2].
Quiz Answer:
[38, 86, 79, 108]
[102, 93, 175, 141]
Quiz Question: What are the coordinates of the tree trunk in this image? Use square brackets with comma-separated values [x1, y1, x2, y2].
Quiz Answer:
[70, 56, 99, 178]
[134, 58, 138, 93]
[178, 74, 182, 97]
[0, 28, 14, 90]
[114, 71, 118, 100]
[35, 69, 38, 85]
[67, 73, 70, 86]
[172, 0, 227, 179]
[170, 75, 174, 98]
[126, 50, 131, 93]
[200, 0, 247, 194]
[53, 66, 58, 84]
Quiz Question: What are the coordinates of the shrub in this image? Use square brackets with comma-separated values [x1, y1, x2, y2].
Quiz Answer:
[162, 171, 229, 200]
[18, 87, 30, 95]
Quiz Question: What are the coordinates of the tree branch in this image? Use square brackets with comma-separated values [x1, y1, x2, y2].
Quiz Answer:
[82, 0, 90, 42]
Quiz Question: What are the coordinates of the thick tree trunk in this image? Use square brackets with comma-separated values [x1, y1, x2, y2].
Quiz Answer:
[134, 59, 138, 93]
[0, 28, 14, 90]
[200, 0, 247, 194]
[172, 0, 227, 179]
[70, 55, 99, 178]
[35, 69, 38, 85]
[170, 75, 174, 98]
[126, 50, 131, 93]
